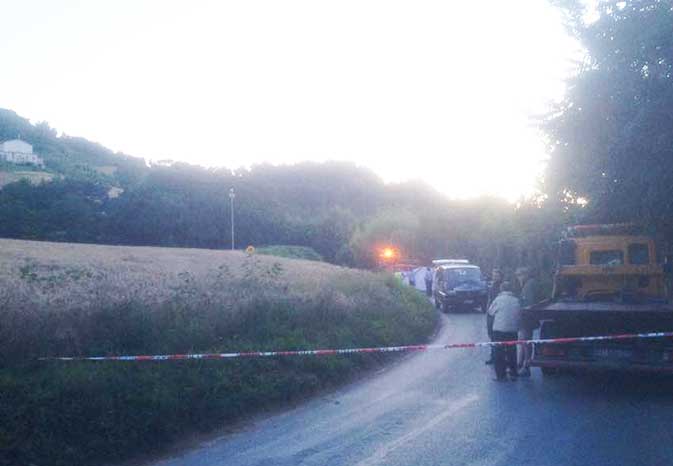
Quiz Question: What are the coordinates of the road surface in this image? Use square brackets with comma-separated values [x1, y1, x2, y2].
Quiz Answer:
[150, 312, 673, 466]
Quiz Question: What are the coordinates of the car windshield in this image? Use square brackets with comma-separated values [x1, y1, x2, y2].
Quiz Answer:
[444, 268, 481, 287]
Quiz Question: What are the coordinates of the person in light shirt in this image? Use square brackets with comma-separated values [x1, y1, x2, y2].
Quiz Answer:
[488, 281, 521, 381]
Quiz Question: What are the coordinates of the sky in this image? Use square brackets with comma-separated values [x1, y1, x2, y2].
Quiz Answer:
[0, 0, 580, 201]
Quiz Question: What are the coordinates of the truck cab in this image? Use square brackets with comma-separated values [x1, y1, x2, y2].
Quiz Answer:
[554, 224, 666, 303]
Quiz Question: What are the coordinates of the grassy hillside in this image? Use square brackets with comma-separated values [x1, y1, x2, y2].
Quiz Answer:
[0, 169, 55, 188]
[0, 239, 436, 466]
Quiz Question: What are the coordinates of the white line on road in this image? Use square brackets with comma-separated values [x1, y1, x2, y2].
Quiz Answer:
[354, 394, 479, 466]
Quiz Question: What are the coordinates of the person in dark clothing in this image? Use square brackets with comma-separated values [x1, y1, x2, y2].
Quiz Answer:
[424, 267, 433, 297]
[492, 329, 519, 381]
[485, 268, 503, 365]
[516, 267, 540, 377]
[487, 268, 503, 306]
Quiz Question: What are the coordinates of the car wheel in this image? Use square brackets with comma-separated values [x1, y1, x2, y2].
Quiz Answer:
[442, 301, 451, 313]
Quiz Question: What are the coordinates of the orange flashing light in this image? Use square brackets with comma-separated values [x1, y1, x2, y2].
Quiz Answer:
[380, 247, 398, 261]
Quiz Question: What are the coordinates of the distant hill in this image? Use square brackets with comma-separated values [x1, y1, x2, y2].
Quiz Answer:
[0, 108, 147, 187]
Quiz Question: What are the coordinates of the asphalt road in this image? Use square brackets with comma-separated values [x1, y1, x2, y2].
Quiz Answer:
[151, 312, 673, 466]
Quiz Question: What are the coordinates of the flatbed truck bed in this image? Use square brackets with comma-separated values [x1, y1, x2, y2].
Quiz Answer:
[524, 301, 673, 373]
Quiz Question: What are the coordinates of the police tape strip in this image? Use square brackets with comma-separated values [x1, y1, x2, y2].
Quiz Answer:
[39, 331, 673, 362]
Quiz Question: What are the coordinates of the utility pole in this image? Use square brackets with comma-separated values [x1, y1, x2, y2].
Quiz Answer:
[229, 188, 235, 250]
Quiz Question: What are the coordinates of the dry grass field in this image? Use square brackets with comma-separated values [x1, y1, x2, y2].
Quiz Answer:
[0, 239, 436, 466]
[1, 238, 369, 317]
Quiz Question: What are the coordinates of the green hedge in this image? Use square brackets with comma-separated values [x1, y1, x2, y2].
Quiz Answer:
[256, 245, 324, 261]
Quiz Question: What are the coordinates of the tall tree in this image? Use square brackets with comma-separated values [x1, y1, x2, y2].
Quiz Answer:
[544, 0, 673, 235]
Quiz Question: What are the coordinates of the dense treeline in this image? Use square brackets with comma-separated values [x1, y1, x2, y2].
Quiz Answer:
[0, 162, 564, 274]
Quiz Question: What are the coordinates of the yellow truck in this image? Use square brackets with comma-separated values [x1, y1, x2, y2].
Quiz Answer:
[525, 224, 673, 374]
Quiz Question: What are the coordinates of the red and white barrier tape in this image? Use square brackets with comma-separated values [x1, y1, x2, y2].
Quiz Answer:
[39, 331, 673, 362]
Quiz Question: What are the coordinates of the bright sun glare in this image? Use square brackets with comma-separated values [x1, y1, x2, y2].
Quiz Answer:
[0, 0, 580, 201]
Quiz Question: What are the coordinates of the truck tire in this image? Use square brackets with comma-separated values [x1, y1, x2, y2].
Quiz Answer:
[541, 367, 559, 377]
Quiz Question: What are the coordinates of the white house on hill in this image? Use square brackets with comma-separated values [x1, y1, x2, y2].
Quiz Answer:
[0, 139, 45, 167]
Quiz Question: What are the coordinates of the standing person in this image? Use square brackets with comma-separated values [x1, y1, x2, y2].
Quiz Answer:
[516, 267, 540, 377]
[408, 269, 416, 288]
[488, 281, 521, 381]
[485, 268, 503, 365]
[488, 268, 504, 307]
[424, 266, 433, 297]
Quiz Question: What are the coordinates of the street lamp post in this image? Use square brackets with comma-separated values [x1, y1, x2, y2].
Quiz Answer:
[229, 188, 235, 250]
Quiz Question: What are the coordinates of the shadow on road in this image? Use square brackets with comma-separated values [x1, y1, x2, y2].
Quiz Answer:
[541, 370, 673, 402]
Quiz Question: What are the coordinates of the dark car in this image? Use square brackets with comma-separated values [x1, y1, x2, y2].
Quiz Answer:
[433, 263, 488, 313]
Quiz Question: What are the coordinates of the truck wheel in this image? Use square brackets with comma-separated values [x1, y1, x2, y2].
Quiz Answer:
[541, 367, 558, 377]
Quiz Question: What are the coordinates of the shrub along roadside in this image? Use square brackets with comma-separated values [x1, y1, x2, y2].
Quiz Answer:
[256, 245, 324, 261]
[0, 273, 436, 466]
